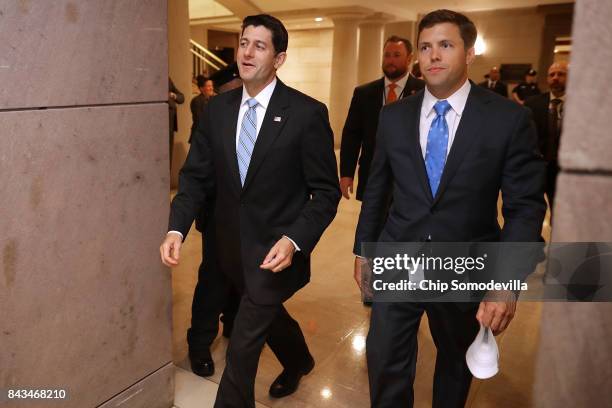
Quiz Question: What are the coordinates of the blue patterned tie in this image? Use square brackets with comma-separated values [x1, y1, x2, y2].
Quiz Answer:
[425, 100, 452, 196]
[237, 98, 258, 186]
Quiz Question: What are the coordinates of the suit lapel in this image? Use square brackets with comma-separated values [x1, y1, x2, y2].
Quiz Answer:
[404, 92, 433, 201]
[372, 78, 384, 111]
[241, 80, 290, 192]
[222, 88, 243, 193]
[433, 83, 487, 205]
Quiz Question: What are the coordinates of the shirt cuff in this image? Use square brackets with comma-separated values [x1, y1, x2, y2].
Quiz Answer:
[167, 230, 184, 241]
[283, 235, 301, 252]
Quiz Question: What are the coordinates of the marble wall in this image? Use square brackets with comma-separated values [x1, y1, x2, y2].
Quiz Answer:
[464, 7, 546, 86]
[534, 0, 612, 406]
[0, 1, 173, 407]
[280, 28, 334, 109]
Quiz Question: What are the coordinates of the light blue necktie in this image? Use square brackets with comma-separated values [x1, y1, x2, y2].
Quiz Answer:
[237, 98, 258, 186]
[425, 100, 452, 196]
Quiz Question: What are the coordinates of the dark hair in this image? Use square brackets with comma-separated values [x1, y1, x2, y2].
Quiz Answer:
[196, 75, 207, 88]
[384, 35, 413, 54]
[241, 14, 288, 54]
[417, 9, 477, 49]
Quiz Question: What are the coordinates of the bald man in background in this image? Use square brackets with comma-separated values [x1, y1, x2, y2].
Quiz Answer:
[524, 61, 569, 217]
[479, 66, 508, 97]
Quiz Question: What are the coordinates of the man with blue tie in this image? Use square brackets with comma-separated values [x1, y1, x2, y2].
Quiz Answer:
[353, 9, 546, 407]
[160, 14, 340, 407]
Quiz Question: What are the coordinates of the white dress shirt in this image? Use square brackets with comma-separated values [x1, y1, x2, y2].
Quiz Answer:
[383, 73, 410, 105]
[419, 79, 471, 159]
[235, 77, 277, 149]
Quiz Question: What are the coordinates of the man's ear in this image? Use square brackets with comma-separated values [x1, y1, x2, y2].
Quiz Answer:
[274, 52, 287, 70]
[466, 47, 476, 65]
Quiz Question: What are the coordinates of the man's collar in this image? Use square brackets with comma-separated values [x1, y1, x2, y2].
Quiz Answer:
[550, 92, 566, 102]
[384, 72, 410, 90]
[422, 79, 471, 118]
[241, 77, 277, 109]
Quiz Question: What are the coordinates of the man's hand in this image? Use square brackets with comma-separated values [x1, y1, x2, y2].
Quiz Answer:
[476, 290, 517, 335]
[353, 256, 365, 288]
[160, 233, 182, 267]
[353, 256, 373, 299]
[261, 237, 296, 273]
[340, 177, 354, 199]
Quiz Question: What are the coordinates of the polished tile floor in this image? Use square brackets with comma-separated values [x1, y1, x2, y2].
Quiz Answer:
[170, 183, 552, 408]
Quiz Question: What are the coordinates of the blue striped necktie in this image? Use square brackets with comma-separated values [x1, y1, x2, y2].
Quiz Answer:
[425, 100, 451, 196]
[237, 98, 258, 186]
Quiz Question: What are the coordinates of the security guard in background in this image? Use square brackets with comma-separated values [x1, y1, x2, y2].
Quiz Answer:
[512, 69, 541, 105]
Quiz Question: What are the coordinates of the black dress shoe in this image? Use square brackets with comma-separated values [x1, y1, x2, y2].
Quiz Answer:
[189, 354, 215, 377]
[269, 356, 315, 398]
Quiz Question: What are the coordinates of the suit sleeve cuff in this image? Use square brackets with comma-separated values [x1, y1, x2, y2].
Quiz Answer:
[283, 235, 301, 252]
[167, 230, 184, 241]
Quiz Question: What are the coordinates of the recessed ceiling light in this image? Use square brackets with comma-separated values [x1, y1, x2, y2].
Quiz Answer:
[314, 17, 323, 22]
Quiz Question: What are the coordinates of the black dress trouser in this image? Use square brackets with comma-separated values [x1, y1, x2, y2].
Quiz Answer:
[214, 294, 312, 408]
[187, 236, 240, 357]
[367, 301, 480, 408]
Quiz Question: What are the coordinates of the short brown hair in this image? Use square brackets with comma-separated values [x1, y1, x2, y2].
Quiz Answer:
[417, 9, 477, 49]
[384, 35, 413, 54]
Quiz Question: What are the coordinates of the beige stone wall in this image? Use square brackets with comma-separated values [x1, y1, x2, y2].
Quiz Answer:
[0, 1, 173, 407]
[465, 7, 546, 86]
[534, 0, 612, 406]
[169, 0, 192, 188]
[279, 28, 334, 108]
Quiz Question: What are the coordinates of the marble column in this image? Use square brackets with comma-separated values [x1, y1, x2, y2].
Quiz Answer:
[168, 0, 192, 187]
[328, 13, 364, 147]
[357, 15, 387, 85]
[0, 1, 173, 407]
[534, 0, 612, 406]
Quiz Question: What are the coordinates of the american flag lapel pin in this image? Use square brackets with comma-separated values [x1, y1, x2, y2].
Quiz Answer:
[274, 116, 282, 122]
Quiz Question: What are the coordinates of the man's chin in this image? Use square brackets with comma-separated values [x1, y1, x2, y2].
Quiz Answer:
[384, 71, 406, 80]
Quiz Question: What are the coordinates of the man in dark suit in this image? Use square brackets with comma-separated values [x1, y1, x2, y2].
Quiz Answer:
[340, 36, 425, 200]
[168, 77, 184, 169]
[160, 14, 340, 407]
[524, 61, 568, 217]
[478, 66, 508, 98]
[353, 10, 545, 407]
[186, 73, 240, 379]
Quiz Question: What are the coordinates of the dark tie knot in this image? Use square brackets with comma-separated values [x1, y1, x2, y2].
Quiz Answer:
[247, 98, 258, 109]
[434, 100, 451, 117]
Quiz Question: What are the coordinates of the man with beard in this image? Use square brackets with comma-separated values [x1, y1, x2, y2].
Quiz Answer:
[340, 36, 425, 201]
[524, 61, 569, 216]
